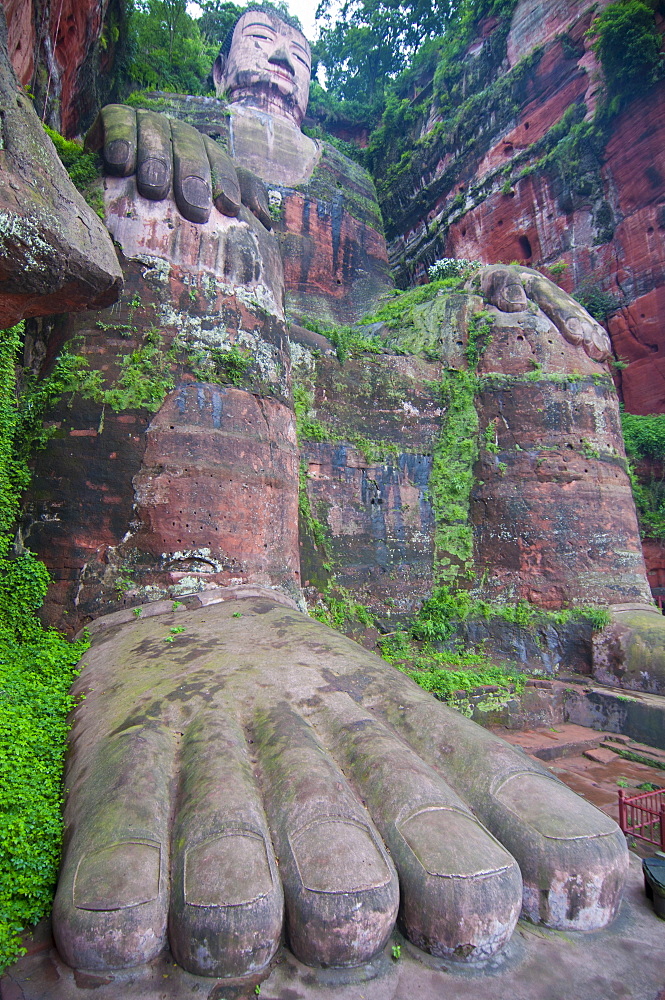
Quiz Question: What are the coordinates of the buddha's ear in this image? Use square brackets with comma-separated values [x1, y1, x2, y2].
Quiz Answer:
[213, 53, 227, 94]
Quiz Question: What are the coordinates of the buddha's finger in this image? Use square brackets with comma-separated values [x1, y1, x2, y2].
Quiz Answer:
[86, 104, 138, 177]
[170, 118, 212, 224]
[136, 109, 173, 201]
[203, 134, 242, 217]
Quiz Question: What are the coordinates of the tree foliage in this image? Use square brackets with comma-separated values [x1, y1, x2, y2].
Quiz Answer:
[314, 0, 459, 101]
[124, 0, 219, 94]
[591, 0, 664, 103]
[198, 1, 246, 48]
[314, 0, 520, 103]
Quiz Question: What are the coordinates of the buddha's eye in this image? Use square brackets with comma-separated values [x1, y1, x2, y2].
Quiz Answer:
[294, 53, 309, 69]
[248, 31, 273, 41]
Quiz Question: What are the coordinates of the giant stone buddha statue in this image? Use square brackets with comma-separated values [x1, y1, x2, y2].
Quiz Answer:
[13, 5, 642, 989]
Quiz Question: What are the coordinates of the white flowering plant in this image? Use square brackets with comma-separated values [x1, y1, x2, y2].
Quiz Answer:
[428, 258, 482, 282]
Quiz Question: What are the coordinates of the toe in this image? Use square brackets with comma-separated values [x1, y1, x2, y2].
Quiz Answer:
[52, 724, 175, 969]
[320, 702, 522, 960]
[364, 682, 629, 931]
[255, 704, 399, 968]
[168, 712, 283, 977]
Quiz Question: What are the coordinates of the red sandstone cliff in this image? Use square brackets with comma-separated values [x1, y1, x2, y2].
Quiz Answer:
[1, 0, 123, 135]
[384, 0, 665, 415]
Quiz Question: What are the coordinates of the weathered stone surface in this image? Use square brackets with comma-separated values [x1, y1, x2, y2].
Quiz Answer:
[24, 183, 298, 630]
[472, 297, 650, 607]
[592, 606, 665, 695]
[213, 10, 311, 128]
[51, 595, 627, 978]
[383, 1, 665, 427]
[298, 270, 651, 615]
[276, 141, 392, 326]
[506, 0, 612, 68]
[295, 348, 441, 617]
[0, 5, 121, 326]
[94, 91, 392, 325]
[2, 0, 124, 135]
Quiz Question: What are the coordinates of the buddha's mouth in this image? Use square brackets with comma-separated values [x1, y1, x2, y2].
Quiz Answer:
[269, 67, 294, 84]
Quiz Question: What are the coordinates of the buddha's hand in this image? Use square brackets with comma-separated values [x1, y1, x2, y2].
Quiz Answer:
[86, 104, 271, 227]
[478, 264, 613, 362]
[52, 595, 628, 982]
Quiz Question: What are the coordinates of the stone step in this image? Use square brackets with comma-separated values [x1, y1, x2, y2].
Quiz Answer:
[598, 739, 665, 771]
[583, 747, 618, 765]
[496, 724, 608, 762]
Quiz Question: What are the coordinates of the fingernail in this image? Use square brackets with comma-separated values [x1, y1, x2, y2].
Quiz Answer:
[138, 158, 170, 199]
[106, 139, 130, 169]
[565, 317, 584, 344]
[182, 175, 211, 211]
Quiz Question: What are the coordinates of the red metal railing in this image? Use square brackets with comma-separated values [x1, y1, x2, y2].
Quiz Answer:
[618, 787, 665, 850]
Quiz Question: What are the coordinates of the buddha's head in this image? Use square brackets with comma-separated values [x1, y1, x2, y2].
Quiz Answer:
[213, 8, 311, 127]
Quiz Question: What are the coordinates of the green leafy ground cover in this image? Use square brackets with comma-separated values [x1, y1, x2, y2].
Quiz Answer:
[379, 585, 609, 707]
[621, 410, 665, 539]
[0, 326, 89, 971]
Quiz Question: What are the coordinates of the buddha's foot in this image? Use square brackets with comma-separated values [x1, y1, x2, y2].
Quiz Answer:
[52, 592, 628, 979]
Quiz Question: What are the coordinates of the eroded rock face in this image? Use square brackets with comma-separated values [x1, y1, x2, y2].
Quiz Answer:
[593, 606, 665, 695]
[0, 6, 122, 327]
[150, 94, 392, 326]
[473, 300, 648, 606]
[383, 1, 665, 414]
[296, 269, 651, 617]
[1, 0, 122, 135]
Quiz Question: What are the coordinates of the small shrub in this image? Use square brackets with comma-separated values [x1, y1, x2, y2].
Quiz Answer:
[591, 0, 664, 102]
[428, 258, 482, 282]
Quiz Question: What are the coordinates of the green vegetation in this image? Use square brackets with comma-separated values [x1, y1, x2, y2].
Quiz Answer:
[0, 325, 89, 971]
[186, 344, 252, 387]
[428, 258, 481, 282]
[360, 278, 466, 330]
[301, 119, 367, 165]
[590, 0, 664, 105]
[42, 125, 104, 218]
[573, 283, 619, 322]
[293, 384, 330, 443]
[299, 317, 384, 363]
[379, 628, 526, 708]
[429, 368, 478, 583]
[310, 581, 376, 630]
[621, 411, 665, 539]
[298, 462, 330, 555]
[406, 585, 610, 644]
[465, 309, 492, 369]
[123, 0, 219, 95]
[378, 585, 609, 707]
[621, 411, 665, 462]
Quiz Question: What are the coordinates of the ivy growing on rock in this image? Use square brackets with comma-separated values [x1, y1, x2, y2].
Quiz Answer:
[0, 326, 89, 972]
[621, 410, 665, 540]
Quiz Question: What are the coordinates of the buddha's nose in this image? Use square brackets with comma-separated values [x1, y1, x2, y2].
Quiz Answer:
[268, 46, 295, 76]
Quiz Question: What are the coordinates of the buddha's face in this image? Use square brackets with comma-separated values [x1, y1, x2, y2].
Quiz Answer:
[215, 11, 311, 125]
